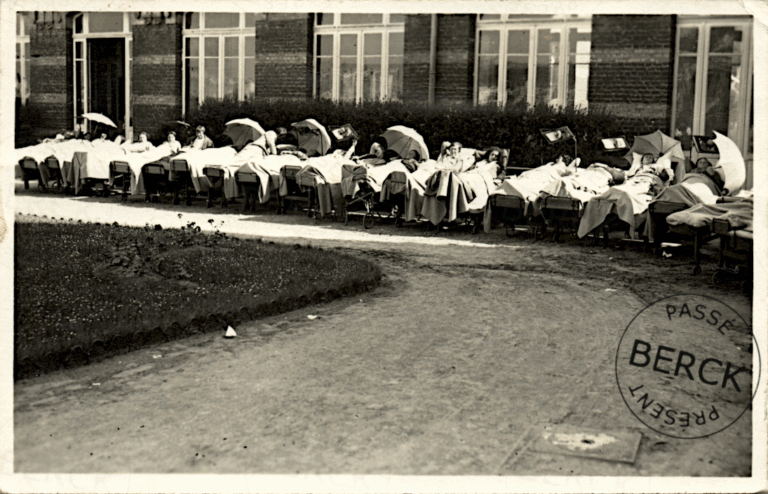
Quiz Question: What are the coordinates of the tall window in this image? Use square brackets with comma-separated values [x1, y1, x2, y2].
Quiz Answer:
[183, 13, 259, 114]
[313, 14, 404, 103]
[671, 18, 753, 158]
[16, 12, 32, 105]
[475, 15, 591, 109]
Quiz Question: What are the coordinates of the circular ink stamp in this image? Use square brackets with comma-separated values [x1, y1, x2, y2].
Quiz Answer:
[616, 294, 760, 439]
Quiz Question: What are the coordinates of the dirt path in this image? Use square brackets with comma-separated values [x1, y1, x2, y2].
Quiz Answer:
[12, 184, 753, 475]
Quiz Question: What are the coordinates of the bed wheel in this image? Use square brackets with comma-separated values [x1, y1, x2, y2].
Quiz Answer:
[121, 192, 128, 203]
[505, 224, 514, 238]
[173, 197, 180, 206]
[692, 265, 702, 276]
[363, 212, 375, 230]
[206, 200, 213, 208]
[152, 194, 160, 203]
[395, 217, 403, 228]
[221, 199, 228, 209]
[102, 186, 111, 198]
[711, 271, 724, 285]
[145, 193, 152, 203]
[471, 220, 481, 235]
[24, 178, 30, 190]
[52, 182, 63, 194]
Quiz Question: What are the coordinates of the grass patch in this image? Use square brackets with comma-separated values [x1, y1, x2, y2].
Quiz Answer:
[14, 216, 381, 379]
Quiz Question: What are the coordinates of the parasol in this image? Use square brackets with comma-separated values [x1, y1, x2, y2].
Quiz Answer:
[81, 113, 117, 128]
[379, 126, 429, 160]
[224, 118, 266, 148]
[711, 131, 745, 194]
[291, 119, 332, 156]
[623, 130, 685, 165]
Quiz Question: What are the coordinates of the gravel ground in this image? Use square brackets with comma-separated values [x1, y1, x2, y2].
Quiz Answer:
[12, 183, 754, 476]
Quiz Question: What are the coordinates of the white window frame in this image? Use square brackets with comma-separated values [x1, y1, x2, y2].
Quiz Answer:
[16, 12, 31, 105]
[182, 13, 257, 115]
[474, 15, 591, 109]
[670, 16, 753, 157]
[313, 14, 405, 103]
[72, 12, 133, 138]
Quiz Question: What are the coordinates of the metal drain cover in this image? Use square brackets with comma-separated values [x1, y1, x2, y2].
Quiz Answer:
[529, 425, 642, 464]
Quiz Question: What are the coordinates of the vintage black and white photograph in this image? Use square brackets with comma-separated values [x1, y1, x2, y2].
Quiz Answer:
[2, 0, 765, 491]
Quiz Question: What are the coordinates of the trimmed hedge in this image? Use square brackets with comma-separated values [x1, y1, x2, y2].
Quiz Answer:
[157, 97, 634, 168]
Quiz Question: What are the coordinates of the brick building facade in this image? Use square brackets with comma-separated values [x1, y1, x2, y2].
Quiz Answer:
[16, 11, 754, 186]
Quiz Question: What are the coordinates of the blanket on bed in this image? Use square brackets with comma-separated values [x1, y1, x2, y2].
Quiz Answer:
[642, 175, 721, 242]
[169, 147, 238, 194]
[110, 142, 180, 195]
[532, 165, 613, 217]
[577, 172, 665, 238]
[235, 154, 299, 203]
[667, 199, 753, 233]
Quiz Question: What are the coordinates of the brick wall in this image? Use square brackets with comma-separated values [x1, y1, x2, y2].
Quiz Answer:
[588, 15, 677, 135]
[254, 13, 313, 99]
[131, 19, 182, 138]
[403, 14, 475, 105]
[28, 13, 73, 136]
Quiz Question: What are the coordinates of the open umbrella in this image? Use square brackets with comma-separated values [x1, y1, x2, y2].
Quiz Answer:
[291, 119, 332, 156]
[623, 130, 685, 165]
[224, 118, 266, 148]
[81, 113, 117, 128]
[380, 126, 429, 160]
[712, 131, 745, 194]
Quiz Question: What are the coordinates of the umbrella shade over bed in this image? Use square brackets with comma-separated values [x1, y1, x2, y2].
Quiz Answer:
[380, 126, 430, 160]
[291, 119, 332, 156]
[623, 130, 685, 165]
[712, 131, 745, 194]
[224, 118, 266, 148]
[81, 113, 117, 128]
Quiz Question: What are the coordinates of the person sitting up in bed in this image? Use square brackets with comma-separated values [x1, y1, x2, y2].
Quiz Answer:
[166, 131, 182, 155]
[466, 146, 505, 178]
[124, 132, 155, 153]
[436, 141, 465, 173]
[186, 126, 214, 151]
[251, 128, 279, 156]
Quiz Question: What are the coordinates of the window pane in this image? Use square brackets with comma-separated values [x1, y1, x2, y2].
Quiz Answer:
[479, 30, 500, 55]
[16, 43, 20, 59]
[340, 33, 357, 56]
[364, 33, 381, 56]
[224, 58, 238, 98]
[479, 14, 501, 21]
[389, 14, 405, 24]
[340, 14, 383, 25]
[536, 28, 561, 106]
[205, 37, 218, 57]
[225, 37, 238, 57]
[316, 57, 333, 99]
[567, 27, 591, 109]
[673, 56, 696, 139]
[16, 60, 21, 98]
[710, 26, 739, 53]
[89, 12, 123, 33]
[317, 34, 333, 57]
[244, 58, 255, 100]
[679, 27, 698, 53]
[76, 41, 82, 59]
[245, 36, 255, 57]
[363, 56, 381, 102]
[16, 13, 21, 36]
[388, 56, 403, 101]
[204, 57, 219, 100]
[507, 30, 529, 54]
[317, 14, 334, 26]
[185, 37, 199, 57]
[185, 13, 200, 30]
[75, 15, 83, 34]
[340, 56, 357, 102]
[206, 13, 239, 29]
[705, 49, 741, 138]
[185, 58, 200, 111]
[76, 60, 85, 116]
[477, 56, 499, 104]
[505, 55, 527, 106]
[389, 32, 404, 56]
[22, 13, 32, 35]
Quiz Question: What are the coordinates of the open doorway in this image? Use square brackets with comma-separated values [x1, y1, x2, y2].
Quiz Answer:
[88, 38, 125, 137]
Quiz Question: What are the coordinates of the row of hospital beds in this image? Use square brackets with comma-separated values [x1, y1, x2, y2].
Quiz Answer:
[16, 128, 752, 293]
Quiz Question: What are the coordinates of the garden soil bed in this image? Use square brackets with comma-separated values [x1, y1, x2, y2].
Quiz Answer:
[14, 215, 381, 379]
